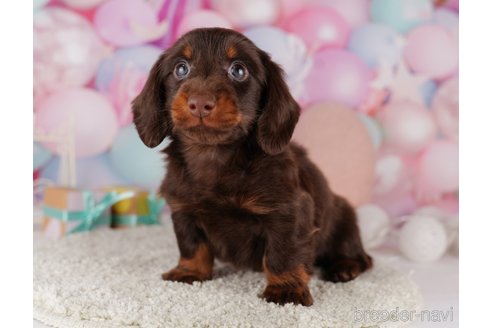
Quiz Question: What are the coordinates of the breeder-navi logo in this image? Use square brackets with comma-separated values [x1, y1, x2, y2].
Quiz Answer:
[353, 306, 454, 323]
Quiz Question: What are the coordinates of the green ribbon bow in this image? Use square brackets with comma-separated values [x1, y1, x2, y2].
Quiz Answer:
[43, 190, 136, 233]
[112, 193, 166, 226]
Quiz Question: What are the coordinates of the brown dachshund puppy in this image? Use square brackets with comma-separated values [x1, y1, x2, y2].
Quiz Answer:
[132, 28, 372, 307]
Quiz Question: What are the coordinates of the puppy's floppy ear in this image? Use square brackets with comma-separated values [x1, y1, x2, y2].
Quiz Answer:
[132, 53, 172, 148]
[257, 51, 300, 155]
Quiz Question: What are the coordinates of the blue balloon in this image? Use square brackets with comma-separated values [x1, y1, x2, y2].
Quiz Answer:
[348, 23, 401, 69]
[40, 154, 128, 188]
[370, 0, 433, 33]
[109, 125, 169, 190]
[95, 45, 162, 91]
[34, 142, 52, 171]
[421, 80, 438, 108]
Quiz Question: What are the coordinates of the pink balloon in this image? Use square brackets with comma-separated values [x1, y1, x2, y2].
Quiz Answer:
[312, 0, 370, 27]
[177, 10, 232, 37]
[417, 140, 459, 195]
[404, 24, 458, 79]
[278, 0, 308, 21]
[211, 0, 280, 27]
[94, 0, 166, 46]
[304, 49, 372, 108]
[283, 5, 350, 51]
[34, 8, 106, 98]
[380, 101, 437, 154]
[35, 88, 118, 158]
[432, 77, 458, 141]
[60, 0, 105, 9]
[293, 103, 375, 206]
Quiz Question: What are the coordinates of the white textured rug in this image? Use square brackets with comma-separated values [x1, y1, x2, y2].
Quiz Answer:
[34, 224, 422, 328]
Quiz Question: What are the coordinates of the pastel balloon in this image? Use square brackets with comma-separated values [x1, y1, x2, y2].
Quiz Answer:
[370, 0, 433, 33]
[177, 10, 232, 37]
[35, 88, 118, 158]
[95, 45, 162, 91]
[283, 5, 350, 51]
[357, 113, 383, 149]
[304, 49, 372, 108]
[33, 142, 52, 171]
[311, 0, 369, 27]
[417, 140, 459, 193]
[94, 0, 167, 46]
[293, 103, 375, 206]
[399, 215, 448, 262]
[432, 77, 458, 141]
[404, 24, 458, 79]
[60, 0, 105, 9]
[348, 23, 402, 69]
[34, 8, 107, 97]
[380, 101, 437, 154]
[40, 154, 128, 188]
[211, 0, 279, 28]
[109, 126, 169, 190]
[244, 26, 312, 100]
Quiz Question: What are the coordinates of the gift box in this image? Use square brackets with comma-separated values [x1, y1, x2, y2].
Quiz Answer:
[108, 187, 165, 229]
[42, 186, 134, 239]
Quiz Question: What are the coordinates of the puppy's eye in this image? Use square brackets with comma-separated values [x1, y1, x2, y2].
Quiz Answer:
[228, 62, 248, 82]
[174, 61, 190, 79]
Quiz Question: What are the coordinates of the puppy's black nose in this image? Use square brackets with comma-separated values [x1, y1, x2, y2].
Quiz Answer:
[188, 95, 216, 118]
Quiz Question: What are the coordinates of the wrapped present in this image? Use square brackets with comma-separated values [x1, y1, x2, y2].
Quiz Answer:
[42, 186, 134, 239]
[108, 187, 165, 229]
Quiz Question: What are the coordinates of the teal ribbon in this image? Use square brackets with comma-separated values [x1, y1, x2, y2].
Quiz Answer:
[43, 190, 135, 233]
[112, 193, 165, 227]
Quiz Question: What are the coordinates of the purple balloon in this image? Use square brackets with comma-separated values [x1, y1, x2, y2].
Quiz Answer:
[304, 49, 372, 108]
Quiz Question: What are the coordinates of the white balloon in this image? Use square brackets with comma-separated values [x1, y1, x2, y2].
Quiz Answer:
[399, 215, 448, 262]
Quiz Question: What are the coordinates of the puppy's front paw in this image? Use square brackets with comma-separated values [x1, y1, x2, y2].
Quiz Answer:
[162, 267, 210, 284]
[323, 258, 371, 283]
[262, 283, 313, 307]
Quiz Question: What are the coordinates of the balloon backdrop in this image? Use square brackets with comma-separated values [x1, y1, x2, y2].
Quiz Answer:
[404, 24, 458, 79]
[348, 23, 402, 69]
[283, 5, 350, 52]
[380, 101, 437, 154]
[293, 103, 375, 206]
[176, 10, 232, 37]
[304, 49, 372, 107]
[109, 126, 169, 190]
[211, 0, 280, 27]
[35, 88, 118, 158]
[34, 8, 107, 97]
[313, 0, 370, 27]
[94, 0, 168, 46]
[370, 0, 434, 33]
[33, 0, 459, 254]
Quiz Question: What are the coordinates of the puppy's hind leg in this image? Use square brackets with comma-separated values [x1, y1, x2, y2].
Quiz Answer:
[315, 196, 372, 283]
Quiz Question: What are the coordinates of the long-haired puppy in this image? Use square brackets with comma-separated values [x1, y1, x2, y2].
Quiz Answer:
[132, 28, 372, 306]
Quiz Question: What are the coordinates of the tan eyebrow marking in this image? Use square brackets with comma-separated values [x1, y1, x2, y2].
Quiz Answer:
[226, 46, 237, 58]
[183, 45, 192, 59]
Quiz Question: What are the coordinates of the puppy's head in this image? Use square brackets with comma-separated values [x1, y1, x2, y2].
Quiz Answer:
[132, 28, 299, 154]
